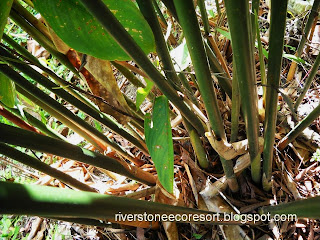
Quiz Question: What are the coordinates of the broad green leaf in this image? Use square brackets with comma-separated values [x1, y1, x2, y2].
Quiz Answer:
[33, 0, 155, 61]
[0, 0, 13, 39]
[144, 96, 174, 193]
[170, 38, 191, 72]
[0, 72, 16, 108]
[136, 78, 153, 110]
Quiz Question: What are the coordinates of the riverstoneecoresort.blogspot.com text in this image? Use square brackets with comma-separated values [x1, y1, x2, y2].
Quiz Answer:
[115, 212, 297, 225]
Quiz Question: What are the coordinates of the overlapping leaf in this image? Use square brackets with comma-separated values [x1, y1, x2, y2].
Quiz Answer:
[33, 0, 155, 61]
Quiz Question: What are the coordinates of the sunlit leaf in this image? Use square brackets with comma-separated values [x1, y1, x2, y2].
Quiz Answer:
[283, 53, 308, 65]
[136, 78, 153, 110]
[0, 72, 16, 108]
[170, 38, 191, 72]
[33, 0, 155, 61]
[216, 27, 231, 40]
[145, 96, 174, 193]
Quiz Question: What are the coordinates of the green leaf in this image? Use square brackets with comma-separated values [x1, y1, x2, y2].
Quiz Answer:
[216, 27, 231, 40]
[284, 44, 296, 52]
[255, 42, 269, 58]
[144, 96, 174, 193]
[33, 0, 155, 61]
[136, 78, 153, 110]
[0, 0, 13, 39]
[0, 72, 16, 108]
[283, 53, 308, 65]
[170, 38, 191, 71]
[193, 233, 203, 239]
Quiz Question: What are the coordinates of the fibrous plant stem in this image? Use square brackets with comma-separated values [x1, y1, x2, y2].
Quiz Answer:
[262, 0, 288, 191]
[224, 0, 261, 183]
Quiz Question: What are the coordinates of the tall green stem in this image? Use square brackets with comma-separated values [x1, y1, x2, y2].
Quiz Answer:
[287, 0, 320, 81]
[0, 143, 96, 192]
[294, 54, 320, 109]
[0, 123, 156, 185]
[0, 46, 147, 152]
[230, 60, 240, 143]
[182, 118, 209, 169]
[152, 0, 168, 27]
[205, 42, 232, 98]
[3, 105, 66, 141]
[173, 0, 225, 140]
[224, 0, 261, 183]
[197, 0, 210, 36]
[0, 181, 240, 224]
[173, 0, 237, 191]
[262, 0, 288, 191]
[136, 0, 181, 89]
[0, 64, 136, 162]
[78, 0, 205, 135]
[278, 103, 320, 151]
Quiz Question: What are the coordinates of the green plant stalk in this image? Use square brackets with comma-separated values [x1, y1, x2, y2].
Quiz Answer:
[0, 181, 247, 224]
[160, 0, 179, 21]
[205, 42, 232, 98]
[0, 47, 147, 152]
[254, 10, 266, 103]
[2, 33, 86, 102]
[4, 105, 66, 141]
[215, 0, 221, 16]
[173, 0, 239, 190]
[137, 0, 200, 110]
[262, 0, 288, 191]
[251, 0, 260, 44]
[173, 0, 225, 140]
[9, 10, 78, 76]
[294, 0, 320, 61]
[287, 0, 320, 81]
[197, 0, 210, 36]
[0, 123, 156, 185]
[182, 118, 209, 169]
[2, 34, 40, 64]
[294, 53, 320, 109]
[152, 0, 168, 27]
[278, 103, 320, 151]
[78, 0, 205, 135]
[112, 60, 155, 104]
[12, 0, 51, 39]
[220, 156, 239, 192]
[15, 85, 103, 150]
[261, 196, 320, 219]
[2, 34, 101, 117]
[0, 143, 96, 192]
[0, 64, 137, 162]
[111, 61, 146, 88]
[178, 73, 199, 107]
[137, 0, 181, 89]
[225, 0, 261, 183]
[1, 38, 144, 150]
[124, 94, 145, 120]
[230, 60, 240, 143]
